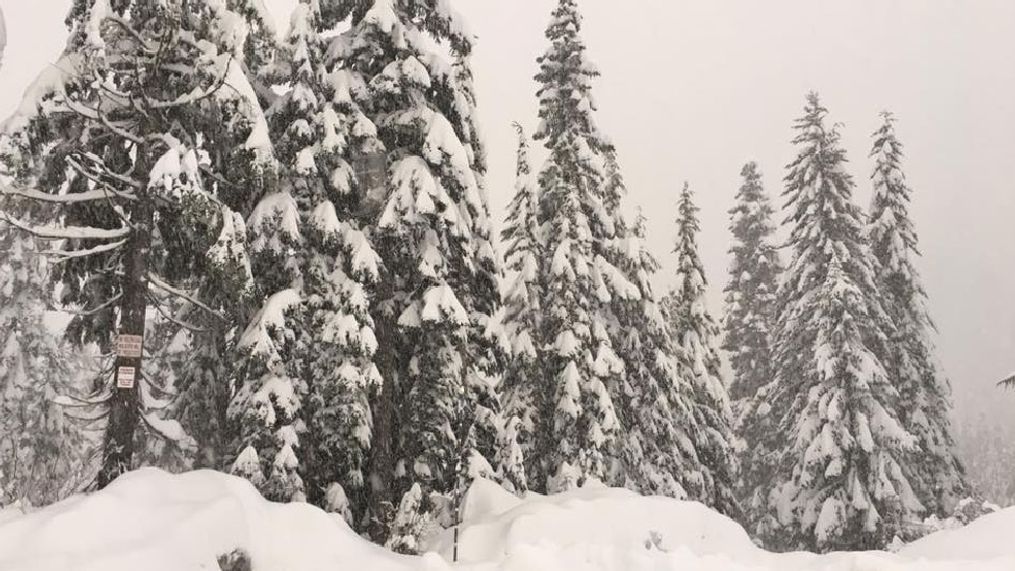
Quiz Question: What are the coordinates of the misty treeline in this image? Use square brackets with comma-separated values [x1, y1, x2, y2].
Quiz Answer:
[0, 0, 999, 555]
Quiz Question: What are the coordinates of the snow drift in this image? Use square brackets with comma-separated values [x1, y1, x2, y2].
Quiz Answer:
[0, 469, 1012, 571]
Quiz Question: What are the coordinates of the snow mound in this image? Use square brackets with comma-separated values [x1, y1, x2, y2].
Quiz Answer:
[1, 470, 1013, 571]
[901, 506, 1015, 561]
[0, 469, 411, 571]
[428, 480, 757, 563]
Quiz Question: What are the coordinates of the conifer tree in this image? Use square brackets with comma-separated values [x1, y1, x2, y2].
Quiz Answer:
[0, 198, 89, 506]
[613, 208, 704, 500]
[662, 182, 739, 517]
[500, 123, 544, 480]
[867, 112, 968, 517]
[326, 0, 505, 543]
[229, 0, 382, 514]
[530, 0, 640, 493]
[722, 162, 781, 522]
[723, 162, 781, 404]
[761, 93, 921, 551]
[2, 0, 273, 487]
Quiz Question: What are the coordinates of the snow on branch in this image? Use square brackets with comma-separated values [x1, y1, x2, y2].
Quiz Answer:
[0, 211, 130, 241]
[44, 239, 128, 262]
[147, 273, 227, 323]
[1, 185, 135, 204]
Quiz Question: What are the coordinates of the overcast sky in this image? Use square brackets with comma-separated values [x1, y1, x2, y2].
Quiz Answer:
[1, 0, 1013, 421]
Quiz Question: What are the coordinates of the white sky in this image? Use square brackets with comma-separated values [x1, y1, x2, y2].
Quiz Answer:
[1, 0, 1013, 422]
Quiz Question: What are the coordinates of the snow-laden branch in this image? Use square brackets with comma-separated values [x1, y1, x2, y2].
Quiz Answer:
[44, 239, 128, 262]
[0, 211, 130, 241]
[2, 185, 135, 204]
[67, 155, 142, 190]
[147, 291, 209, 333]
[147, 273, 226, 323]
[62, 293, 123, 317]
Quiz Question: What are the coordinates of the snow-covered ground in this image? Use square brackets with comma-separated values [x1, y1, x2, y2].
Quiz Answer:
[0, 469, 1011, 571]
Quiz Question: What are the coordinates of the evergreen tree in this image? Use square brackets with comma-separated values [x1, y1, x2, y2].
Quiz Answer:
[229, 0, 381, 516]
[867, 111, 968, 516]
[613, 208, 703, 500]
[0, 197, 89, 507]
[662, 182, 739, 517]
[2, 0, 273, 487]
[762, 93, 921, 551]
[723, 162, 781, 404]
[722, 162, 781, 523]
[327, 0, 505, 544]
[530, 0, 639, 493]
[500, 122, 544, 481]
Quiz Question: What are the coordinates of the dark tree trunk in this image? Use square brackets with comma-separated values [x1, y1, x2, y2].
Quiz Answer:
[366, 308, 399, 542]
[98, 168, 151, 489]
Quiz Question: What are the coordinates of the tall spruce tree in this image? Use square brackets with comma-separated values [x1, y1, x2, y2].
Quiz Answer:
[722, 162, 781, 522]
[501, 123, 544, 483]
[530, 0, 643, 493]
[867, 112, 968, 517]
[723, 162, 781, 404]
[229, 0, 381, 516]
[1, 0, 274, 488]
[325, 0, 506, 545]
[762, 93, 921, 551]
[662, 182, 739, 517]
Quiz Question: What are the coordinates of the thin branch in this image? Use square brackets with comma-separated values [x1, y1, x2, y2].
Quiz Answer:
[147, 273, 226, 322]
[62, 293, 123, 317]
[147, 292, 209, 333]
[44, 239, 127, 262]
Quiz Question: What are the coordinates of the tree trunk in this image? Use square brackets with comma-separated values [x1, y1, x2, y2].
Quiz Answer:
[97, 169, 151, 489]
[366, 309, 399, 542]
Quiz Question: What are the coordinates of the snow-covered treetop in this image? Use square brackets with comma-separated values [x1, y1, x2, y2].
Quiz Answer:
[781, 92, 873, 295]
[672, 182, 708, 309]
[503, 123, 542, 275]
[533, 0, 609, 154]
[868, 111, 921, 281]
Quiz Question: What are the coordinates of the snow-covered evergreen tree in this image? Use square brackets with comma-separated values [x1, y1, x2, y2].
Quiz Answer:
[325, 0, 505, 544]
[722, 162, 782, 523]
[0, 196, 89, 507]
[772, 255, 922, 551]
[723, 162, 781, 404]
[2, 0, 273, 487]
[527, 0, 643, 493]
[761, 93, 921, 551]
[867, 111, 968, 516]
[500, 123, 544, 481]
[612, 208, 703, 500]
[230, 0, 381, 514]
[662, 182, 739, 517]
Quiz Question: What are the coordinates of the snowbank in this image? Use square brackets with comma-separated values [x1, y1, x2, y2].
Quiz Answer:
[427, 479, 758, 562]
[0, 469, 1013, 571]
[0, 469, 411, 571]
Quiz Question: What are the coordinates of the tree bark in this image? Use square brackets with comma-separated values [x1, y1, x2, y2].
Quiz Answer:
[97, 164, 151, 489]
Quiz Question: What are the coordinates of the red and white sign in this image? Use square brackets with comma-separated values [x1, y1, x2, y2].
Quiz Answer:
[117, 366, 136, 389]
[116, 334, 143, 358]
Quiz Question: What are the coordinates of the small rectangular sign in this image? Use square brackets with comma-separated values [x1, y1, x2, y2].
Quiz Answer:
[116, 334, 143, 358]
[117, 366, 136, 389]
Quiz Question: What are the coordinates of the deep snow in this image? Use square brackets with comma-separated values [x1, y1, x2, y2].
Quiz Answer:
[0, 469, 1012, 571]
